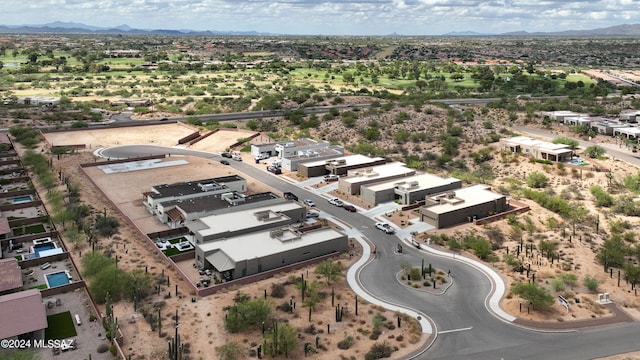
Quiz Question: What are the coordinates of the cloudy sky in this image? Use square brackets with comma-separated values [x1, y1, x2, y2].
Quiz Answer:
[2, 0, 639, 35]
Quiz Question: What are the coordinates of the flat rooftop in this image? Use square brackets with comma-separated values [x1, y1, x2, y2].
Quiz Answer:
[364, 173, 461, 192]
[0, 258, 22, 292]
[502, 136, 572, 153]
[302, 154, 384, 168]
[164, 191, 280, 214]
[342, 163, 414, 184]
[191, 202, 303, 237]
[150, 176, 244, 199]
[199, 226, 346, 262]
[424, 184, 505, 215]
[286, 146, 343, 161]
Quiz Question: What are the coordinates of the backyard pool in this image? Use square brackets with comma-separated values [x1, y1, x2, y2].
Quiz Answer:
[45, 271, 71, 288]
[32, 242, 57, 257]
[569, 159, 589, 166]
[11, 195, 33, 204]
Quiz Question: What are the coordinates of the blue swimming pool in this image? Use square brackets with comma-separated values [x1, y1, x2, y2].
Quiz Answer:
[45, 271, 70, 288]
[11, 195, 32, 204]
[33, 243, 56, 257]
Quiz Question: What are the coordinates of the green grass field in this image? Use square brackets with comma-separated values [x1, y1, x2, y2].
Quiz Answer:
[45, 311, 78, 340]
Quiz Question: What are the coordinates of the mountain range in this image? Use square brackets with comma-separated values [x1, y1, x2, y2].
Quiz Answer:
[1, 21, 640, 36]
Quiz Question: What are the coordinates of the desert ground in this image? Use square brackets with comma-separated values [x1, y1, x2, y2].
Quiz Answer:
[22, 119, 640, 359]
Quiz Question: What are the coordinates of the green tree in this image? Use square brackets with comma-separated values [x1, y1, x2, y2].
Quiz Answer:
[511, 282, 554, 309]
[584, 145, 606, 159]
[552, 137, 579, 150]
[526, 171, 549, 188]
[224, 298, 272, 333]
[94, 215, 120, 238]
[315, 260, 343, 284]
[263, 323, 298, 357]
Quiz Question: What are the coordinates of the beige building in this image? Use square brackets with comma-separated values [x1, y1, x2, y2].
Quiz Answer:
[420, 185, 508, 229]
[360, 173, 462, 205]
[195, 226, 347, 281]
[297, 154, 386, 178]
[338, 163, 416, 195]
[500, 136, 573, 162]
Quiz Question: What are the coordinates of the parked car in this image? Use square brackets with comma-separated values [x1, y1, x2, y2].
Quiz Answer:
[323, 174, 339, 182]
[220, 160, 230, 165]
[255, 153, 269, 160]
[303, 199, 315, 207]
[232, 155, 242, 161]
[375, 222, 395, 234]
[306, 211, 320, 218]
[283, 192, 299, 201]
[221, 152, 232, 158]
[267, 166, 282, 174]
[343, 204, 357, 212]
[328, 198, 343, 207]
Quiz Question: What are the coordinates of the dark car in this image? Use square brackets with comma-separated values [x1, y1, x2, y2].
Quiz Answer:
[343, 204, 357, 212]
[221, 152, 232, 158]
[267, 166, 282, 174]
[283, 192, 299, 201]
[220, 160, 230, 165]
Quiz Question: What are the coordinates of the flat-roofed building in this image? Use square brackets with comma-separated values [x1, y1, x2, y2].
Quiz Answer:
[542, 111, 586, 122]
[338, 163, 416, 195]
[298, 154, 387, 178]
[613, 126, 640, 140]
[620, 110, 640, 123]
[591, 120, 630, 136]
[0, 289, 47, 340]
[361, 173, 462, 205]
[251, 138, 329, 159]
[144, 176, 247, 219]
[0, 258, 22, 295]
[195, 226, 347, 280]
[281, 146, 344, 172]
[159, 191, 284, 228]
[420, 184, 508, 229]
[563, 116, 593, 127]
[187, 201, 306, 244]
[500, 136, 573, 162]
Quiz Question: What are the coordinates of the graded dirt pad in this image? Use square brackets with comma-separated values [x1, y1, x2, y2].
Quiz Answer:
[82, 156, 274, 234]
[42, 123, 197, 148]
[186, 128, 261, 152]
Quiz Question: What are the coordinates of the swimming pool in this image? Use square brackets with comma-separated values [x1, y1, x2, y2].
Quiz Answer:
[569, 159, 588, 166]
[45, 271, 71, 288]
[11, 195, 33, 204]
[32, 242, 56, 257]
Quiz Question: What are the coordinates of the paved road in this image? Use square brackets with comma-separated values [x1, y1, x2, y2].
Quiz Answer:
[98, 145, 640, 359]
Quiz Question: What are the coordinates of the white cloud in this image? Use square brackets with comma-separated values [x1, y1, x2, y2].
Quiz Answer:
[0, 0, 636, 35]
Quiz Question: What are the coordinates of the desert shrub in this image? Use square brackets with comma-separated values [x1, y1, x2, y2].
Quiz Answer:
[337, 335, 355, 350]
[270, 283, 287, 298]
[583, 276, 599, 292]
[550, 278, 565, 291]
[97, 344, 110, 353]
[364, 342, 395, 360]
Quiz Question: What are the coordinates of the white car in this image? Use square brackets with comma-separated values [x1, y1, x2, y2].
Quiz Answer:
[306, 211, 320, 218]
[232, 155, 242, 161]
[303, 199, 315, 207]
[328, 198, 343, 207]
[323, 174, 339, 182]
[375, 222, 395, 234]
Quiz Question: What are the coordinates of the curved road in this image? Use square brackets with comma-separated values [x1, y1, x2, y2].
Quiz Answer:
[100, 144, 640, 359]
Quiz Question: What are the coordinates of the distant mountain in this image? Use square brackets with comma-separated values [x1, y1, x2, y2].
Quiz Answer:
[0, 21, 270, 36]
[502, 23, 640, 36]
[442, 31, 496, 36]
